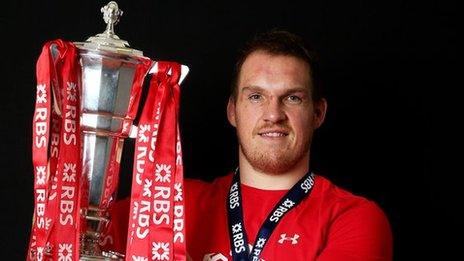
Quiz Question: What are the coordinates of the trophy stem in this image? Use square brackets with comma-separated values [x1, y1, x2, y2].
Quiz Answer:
[80, 206, 110, 256]
[80, 133, 125, 260]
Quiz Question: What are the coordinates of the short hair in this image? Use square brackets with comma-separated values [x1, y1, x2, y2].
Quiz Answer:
[231, 30, 323, 101]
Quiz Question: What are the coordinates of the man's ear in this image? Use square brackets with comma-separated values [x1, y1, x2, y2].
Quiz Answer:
[227, 97, 237, 127]
[314, 98, 328, 129]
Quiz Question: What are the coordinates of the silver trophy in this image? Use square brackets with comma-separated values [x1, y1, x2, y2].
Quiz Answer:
[48, 2, 188, 260]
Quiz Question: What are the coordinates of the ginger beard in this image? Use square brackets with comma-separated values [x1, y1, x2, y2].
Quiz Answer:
[235, 115, 313, 175]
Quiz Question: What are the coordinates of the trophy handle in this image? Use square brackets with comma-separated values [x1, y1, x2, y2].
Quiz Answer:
[149, 61, 190, 84]
[127, 62, 189, 139]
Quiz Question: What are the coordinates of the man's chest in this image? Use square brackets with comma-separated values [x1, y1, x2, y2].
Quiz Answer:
[188, 209, 325, 261]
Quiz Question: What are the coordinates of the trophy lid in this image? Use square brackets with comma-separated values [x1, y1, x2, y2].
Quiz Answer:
[75, 1, 144, 57]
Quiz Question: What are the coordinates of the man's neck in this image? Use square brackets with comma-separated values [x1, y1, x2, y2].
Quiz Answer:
[238, 153, 310, 190]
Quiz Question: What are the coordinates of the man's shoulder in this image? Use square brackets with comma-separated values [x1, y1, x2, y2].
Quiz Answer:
[315, 174, 369, 203]
[313, 175, 392, 259]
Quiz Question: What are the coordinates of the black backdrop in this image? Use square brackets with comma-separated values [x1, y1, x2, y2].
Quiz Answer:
[0, 0, 458, 260]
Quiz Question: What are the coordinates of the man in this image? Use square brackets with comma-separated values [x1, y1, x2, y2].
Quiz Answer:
[108, 30, 392, 260]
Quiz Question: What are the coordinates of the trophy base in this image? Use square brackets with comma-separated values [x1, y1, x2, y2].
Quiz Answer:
[80, 251, 124, 261]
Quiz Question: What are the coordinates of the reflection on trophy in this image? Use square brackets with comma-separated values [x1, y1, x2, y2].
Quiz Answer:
[29, 1, 188, 260]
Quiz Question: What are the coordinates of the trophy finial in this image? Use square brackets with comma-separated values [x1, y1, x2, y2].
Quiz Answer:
[76, 0, 144, 57]
[101, 1, 123, 36]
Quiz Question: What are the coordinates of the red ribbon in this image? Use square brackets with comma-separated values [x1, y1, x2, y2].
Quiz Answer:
[126, 62, 186, 260]
[28, 40, 82, 261]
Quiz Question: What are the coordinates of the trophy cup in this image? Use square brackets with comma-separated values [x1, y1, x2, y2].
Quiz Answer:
[31, 2, 188, 260]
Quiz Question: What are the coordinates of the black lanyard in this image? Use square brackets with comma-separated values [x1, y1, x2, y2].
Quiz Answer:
[227, 169, 316, 261]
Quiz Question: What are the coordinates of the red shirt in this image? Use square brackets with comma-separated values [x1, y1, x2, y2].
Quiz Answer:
[106, 174, 392, 261]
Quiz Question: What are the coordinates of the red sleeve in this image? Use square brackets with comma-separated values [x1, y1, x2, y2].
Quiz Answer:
[103, 197, 130, 254]
[184, 178, 211, 245]
[103, 178, 211, 256]
[317, 201, 393, 261]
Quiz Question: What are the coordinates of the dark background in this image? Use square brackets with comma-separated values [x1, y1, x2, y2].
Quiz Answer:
[0, 0, 458, 260]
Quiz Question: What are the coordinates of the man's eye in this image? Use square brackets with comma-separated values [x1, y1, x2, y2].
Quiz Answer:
[285, 95, 302, 104]
[248, 94, 262, 101]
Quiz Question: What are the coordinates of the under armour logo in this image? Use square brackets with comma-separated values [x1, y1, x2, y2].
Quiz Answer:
[278, 233, 300, 245]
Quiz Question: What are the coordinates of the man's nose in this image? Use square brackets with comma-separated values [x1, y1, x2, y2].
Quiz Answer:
[262, 99, 287, 123]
